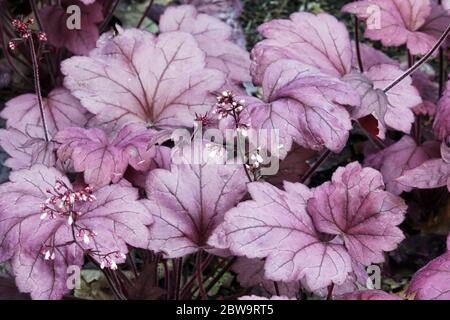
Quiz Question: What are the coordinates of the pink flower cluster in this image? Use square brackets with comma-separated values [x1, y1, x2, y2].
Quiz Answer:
[8, 17, 47, 51]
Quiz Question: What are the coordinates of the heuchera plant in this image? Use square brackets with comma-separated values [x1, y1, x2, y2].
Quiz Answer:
[0, 0, 449, 300]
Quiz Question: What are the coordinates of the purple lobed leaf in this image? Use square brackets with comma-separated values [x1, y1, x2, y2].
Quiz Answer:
[308, 162, 407, 265]
[434, 83, 450, 140]
[251, 12, 353, 84]
[397, 139, 450, 192]
[365, 135, 440, 194]
[239, 59, 358, 156]
[213, 181, 353, 291]
[144, 142, 247, 258]
[159, 5, 251, 92]
[0, 165, 152, 299]
[40, 1, 103, 55]
[55, 124, 159, 188]
[1, 88, 88, 134]
[407, 251, 450, 300]
[0, 126, 57, 170]
[61, 28, 225, 131]
[342, 0, 450, 55]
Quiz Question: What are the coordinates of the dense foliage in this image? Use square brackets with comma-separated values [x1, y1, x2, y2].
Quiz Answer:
[0, 0, 449, 300]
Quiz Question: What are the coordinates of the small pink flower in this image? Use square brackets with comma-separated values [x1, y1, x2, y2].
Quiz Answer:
[99, 252, 126, 270]
[40, 247, 56, 261]
[38, 32, 47, 42]
[8, 41, 16, 51]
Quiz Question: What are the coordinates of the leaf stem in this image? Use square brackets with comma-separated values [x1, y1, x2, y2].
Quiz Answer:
[383, 24, 450, 93]
[231, 106, 253, 182]
[300, 149, 331, 184]
[438, 48, 447, 98]
[326, 283, 334, 300]
[100, 0, 121, 33]
[203, 257, 236, 296]
[353, 16, 364, 73]
[28, 36, 51, 142]
[195, 251, 207, 300]
[137, 0, 155, 28]
[127, 251, 138, 278]
[174, 258, 183, 300]
[180, 254, 214, 298]
[162, 259, 170, 299]
[273, 281, 280, 296]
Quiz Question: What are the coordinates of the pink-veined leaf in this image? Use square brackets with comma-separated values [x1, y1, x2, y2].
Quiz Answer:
[419, 2, 450, 49]
[342, 0, 448, 55]
[0, 165, 152, 299]
[412, 72, 439, 116]
[397, 140, 450, 191]
[11, 244, 83, 300]
[365, 135, 440, 194]
[342, 71, 388, 139]
[307, 162, 407, 266]
[251, 12, 352, 84]
[62, 28, 225, 131]
[407, 251, 450, 300]
[239, 59, 358, 157]
[40, 1, 103, 55]
[0, 125, 57, 170]
[159, 5, 251, 89]
[144, 142, 247, 258]
[1, 88, 88, 133]
[181, 0, 246, 47]
[336, 290, 402, 300]
[55, 124, 158, 188]
[365, 64, 422, 134]
[434, 83, 450, 140]
[213, 181, 353, 291]
[0, 88, 86, 170]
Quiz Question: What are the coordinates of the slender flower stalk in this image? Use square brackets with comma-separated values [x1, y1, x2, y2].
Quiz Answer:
[28, 35, 51, 142]
[9, 16, 51, 142]
[29, 0, 56, 87]
[214, 90, 253, 181]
